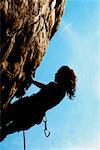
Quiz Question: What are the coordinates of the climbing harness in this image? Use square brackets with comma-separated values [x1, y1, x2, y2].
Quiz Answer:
[23, 130, 26, 150]
[43, 114, 50, 137]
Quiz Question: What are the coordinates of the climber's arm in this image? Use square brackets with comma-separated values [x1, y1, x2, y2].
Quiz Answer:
[31, 79, 46, 88]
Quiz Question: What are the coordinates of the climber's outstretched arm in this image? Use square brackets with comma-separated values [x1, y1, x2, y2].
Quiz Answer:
[31, 79, 46, 88]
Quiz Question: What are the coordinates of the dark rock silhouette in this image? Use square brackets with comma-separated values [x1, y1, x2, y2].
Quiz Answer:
[0, 0, 66, 107]
[0, 1, 66, 141]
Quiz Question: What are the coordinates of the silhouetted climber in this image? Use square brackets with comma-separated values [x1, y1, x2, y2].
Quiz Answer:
[0, 66, 76, 141]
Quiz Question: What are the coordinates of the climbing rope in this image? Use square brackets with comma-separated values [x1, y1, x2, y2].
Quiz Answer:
[22, 114, 50, 150]
[43, 114, 50, 137]
[23, 130, 26, 150]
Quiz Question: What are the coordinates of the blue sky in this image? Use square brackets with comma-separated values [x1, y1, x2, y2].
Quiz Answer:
[0, 0, 100, 149]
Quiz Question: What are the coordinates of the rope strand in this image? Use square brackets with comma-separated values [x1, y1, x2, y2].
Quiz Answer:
[23, 130, 26, 150]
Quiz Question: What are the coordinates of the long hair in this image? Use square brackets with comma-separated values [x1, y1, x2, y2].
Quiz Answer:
[55, 66, 77, 99]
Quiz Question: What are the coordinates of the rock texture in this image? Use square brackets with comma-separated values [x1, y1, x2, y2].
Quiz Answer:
[0, 0, 66, 108]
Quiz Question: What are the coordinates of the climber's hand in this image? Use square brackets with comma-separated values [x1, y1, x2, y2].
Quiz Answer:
[31, 79, 46, 88]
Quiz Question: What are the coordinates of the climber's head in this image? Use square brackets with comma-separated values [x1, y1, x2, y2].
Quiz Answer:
[55, 66, 77, 99]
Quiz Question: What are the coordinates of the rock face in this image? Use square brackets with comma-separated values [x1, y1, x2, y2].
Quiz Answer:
[0, 0, 66, 108]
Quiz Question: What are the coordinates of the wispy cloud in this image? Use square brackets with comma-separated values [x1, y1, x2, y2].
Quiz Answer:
[58, 20, 100, 149]
[61, 21, 72, 33]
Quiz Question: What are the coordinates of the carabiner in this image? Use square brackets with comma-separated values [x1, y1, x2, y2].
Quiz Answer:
[44, 129, 50, 137]
[43, 114, 50, 137]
